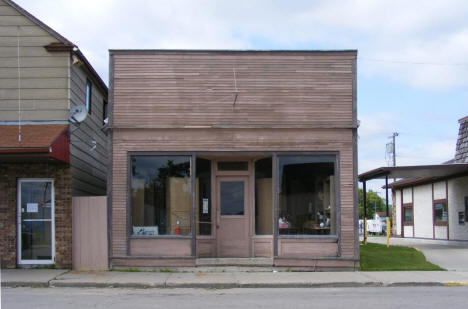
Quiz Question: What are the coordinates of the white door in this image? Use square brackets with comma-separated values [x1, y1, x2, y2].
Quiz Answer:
[17, 179, 55, 265]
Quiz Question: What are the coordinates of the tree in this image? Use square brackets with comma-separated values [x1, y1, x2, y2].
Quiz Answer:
[358, 188, 389, 219]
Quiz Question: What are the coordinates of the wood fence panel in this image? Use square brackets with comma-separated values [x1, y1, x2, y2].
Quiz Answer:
[72, 196, 108, 270]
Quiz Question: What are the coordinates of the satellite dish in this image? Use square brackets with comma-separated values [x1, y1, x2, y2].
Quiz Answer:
[68, 104, 88, 124]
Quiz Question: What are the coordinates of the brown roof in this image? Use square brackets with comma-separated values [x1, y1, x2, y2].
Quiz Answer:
[0, 125, 68, 149]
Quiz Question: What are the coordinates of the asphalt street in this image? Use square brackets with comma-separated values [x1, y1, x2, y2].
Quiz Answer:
[2, 286, 468, 309]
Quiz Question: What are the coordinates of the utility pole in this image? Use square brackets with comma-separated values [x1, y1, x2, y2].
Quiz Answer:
[386, 132, 399, 167]
[391, 132, 399, 167]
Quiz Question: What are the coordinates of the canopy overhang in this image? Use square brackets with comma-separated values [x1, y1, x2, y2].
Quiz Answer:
[358, 163, 468, 182]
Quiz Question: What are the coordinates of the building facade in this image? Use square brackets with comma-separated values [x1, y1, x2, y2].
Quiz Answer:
[0, 0, 108, 268]
[109, 50, 358, 269]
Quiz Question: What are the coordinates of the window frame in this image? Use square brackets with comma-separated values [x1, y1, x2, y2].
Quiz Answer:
[402, 204, 413, 225]
[103, 99, 108, 125]
[275, 153, 340, 240]
[127, 152, 194, 239]
[85, 79, 92, 114]
[17, 178, 55, 265]
[125, 151, 341, 245]
[433, 199, 448, 226]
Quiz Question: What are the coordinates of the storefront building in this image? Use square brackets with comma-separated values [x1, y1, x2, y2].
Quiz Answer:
[108, 50, 358, 269]
[0, 0, 108, 268]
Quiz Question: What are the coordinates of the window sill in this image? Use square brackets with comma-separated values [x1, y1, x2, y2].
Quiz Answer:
[129, 235, 192, 239]
[278, 235, 338, 241]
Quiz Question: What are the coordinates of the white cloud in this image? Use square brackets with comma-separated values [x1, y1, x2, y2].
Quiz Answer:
[15, 0, 468, 90]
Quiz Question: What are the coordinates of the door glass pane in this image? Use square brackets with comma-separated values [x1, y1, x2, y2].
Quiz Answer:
[21, 221, 52, 260]
[21, 182, 52, 220]
[220, 181, 244, 215]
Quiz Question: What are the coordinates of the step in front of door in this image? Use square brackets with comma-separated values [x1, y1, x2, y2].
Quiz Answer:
[196, 258, 274, 267]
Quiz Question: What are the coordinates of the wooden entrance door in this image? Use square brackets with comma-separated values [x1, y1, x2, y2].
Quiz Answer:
[216, 176, 250, 257]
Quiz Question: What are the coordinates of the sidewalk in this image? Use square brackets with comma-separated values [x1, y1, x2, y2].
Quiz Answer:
[3, 269, 468, 288]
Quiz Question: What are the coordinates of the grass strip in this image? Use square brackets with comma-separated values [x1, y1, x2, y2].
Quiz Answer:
[360, 243, 445, 271]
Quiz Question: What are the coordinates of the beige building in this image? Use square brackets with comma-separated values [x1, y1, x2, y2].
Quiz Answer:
[0, 0, 107, 268]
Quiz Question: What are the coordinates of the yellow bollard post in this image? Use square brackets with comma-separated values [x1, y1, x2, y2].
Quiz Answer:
[386, 217, 391, 248]
[364, 218, 367, 245]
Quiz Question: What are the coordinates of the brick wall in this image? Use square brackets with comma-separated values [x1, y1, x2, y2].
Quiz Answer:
[0, 162, 72, 268]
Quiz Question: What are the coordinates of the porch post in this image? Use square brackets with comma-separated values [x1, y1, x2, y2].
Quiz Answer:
[385, 175, 389, 217]
[273, 153, 278, 257]
[191, 154, 197, 257]
[363, 180, 367, 244]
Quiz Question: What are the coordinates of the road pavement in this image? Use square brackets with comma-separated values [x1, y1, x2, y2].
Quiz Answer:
[3, 286, 468, 309]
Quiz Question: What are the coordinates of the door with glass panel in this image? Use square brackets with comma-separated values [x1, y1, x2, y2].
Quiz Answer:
[17, 179, 54, 265]
[216, 177, 250, 257]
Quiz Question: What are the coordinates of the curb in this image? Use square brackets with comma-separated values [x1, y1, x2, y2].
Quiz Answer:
[2, 282, 50, 288]
[5, 280, 462, 289]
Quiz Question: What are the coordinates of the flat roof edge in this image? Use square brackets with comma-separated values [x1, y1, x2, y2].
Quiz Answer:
[109, 49, 358, 55]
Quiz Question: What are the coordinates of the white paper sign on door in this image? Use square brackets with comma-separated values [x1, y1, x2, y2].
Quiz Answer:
[26, 203, 38, 213]
[202, 198, 209, 214]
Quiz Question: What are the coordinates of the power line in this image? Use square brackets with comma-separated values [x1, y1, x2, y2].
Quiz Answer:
[359, 57, 468, 67]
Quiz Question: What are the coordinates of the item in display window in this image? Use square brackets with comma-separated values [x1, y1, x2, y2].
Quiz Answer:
[278, 217, 289, 229]
[133, 226, 159, 236]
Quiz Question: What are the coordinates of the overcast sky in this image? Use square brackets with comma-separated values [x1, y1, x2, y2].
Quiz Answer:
[15, 0, 468, 194]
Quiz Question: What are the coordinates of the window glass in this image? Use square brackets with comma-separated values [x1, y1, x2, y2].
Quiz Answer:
[278, 156, 336, 235]
[218, 161, 248, 171]
[85, 80, 92, 114]
[434, 202, 447, 222]
[131, 156, 191, 236]
[404, 207, 413, 222]
[255, 157, 273, 235]
[197, 158, 211, 235]
[103, 100, 108, 124]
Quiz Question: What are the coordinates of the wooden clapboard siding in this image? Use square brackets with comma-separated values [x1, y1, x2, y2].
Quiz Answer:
[1, 0, 109, 198]
[111, 51, 355, 128]
[69, 60, 108, 196]
[0, 0, 69, 122]
[110, 128, 356, 258]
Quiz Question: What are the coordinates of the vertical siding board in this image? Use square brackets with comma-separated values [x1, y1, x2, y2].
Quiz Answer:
[72, 196, 108, 270]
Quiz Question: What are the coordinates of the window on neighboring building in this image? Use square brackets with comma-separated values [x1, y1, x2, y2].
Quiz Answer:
[130, 155, 191, 236]
[465, 197, 468, 222]
[434, 202, 448, 223]
[85, 79, 92, 114]
[403, 207, 413, 223]
[278, 155, 336, 236]
[103, 100, 108, 125]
